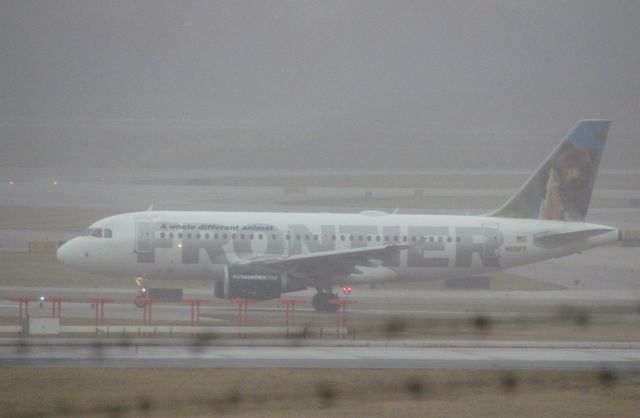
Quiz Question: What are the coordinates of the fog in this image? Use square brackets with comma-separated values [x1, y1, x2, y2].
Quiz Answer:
[1, 0, 639, 169]
[2, 4, 640, 415]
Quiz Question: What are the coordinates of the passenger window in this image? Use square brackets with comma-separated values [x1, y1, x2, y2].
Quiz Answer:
[332, 235, 336, 241]
[205, 233, 210, 239]
[349, 236, 354, 241]
[367, 236, 371, 242]
[403, 236, 407, 242]
[447, 237, 452, 243]
[231, 234, 236, 240]
[196, 233, 200, 239]
[376, 236, 381, 242]
[296, 235, 301, 240]
[456, 237, 461, 242]
[340, 235, 345, 241]
[92, 228, 103, 238]
[178, 233, 183, 239]
[438, 236, 443, 243]
[240, 234, 245, 240]
[305, 235, 309, 241]
[286, 235, 290, 240]
[169, 233, 174, 239]
[250, 234, 254, 239]
[358, 235, 363, 241]
[160, 232, 165, 239]
[258, 234, 262, 240]
[411, 236, 416, 242]
[223, 233, 227, 239]
[104, 229, 112, 238]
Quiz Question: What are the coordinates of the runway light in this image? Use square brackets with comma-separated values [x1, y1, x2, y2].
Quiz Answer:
[52, 180, 59, 186]
[8, 180, 15, 186]
[39, 295, 45, 302]
[177, 243, 183, 248]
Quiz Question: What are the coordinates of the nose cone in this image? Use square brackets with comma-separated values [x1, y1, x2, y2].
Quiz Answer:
[56, 239, 75, 267]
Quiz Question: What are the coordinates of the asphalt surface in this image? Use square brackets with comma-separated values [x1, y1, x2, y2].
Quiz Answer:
[1, 285, 639, 371]
[2, 286, 640, 326]
[2, 340, 639, 370]
[2, 167, 639, 220]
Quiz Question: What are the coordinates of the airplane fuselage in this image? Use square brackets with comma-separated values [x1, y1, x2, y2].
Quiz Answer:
[56, 210, 619, 285]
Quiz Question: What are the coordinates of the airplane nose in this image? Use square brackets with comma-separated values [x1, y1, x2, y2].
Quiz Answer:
[56, 240, 72, 266]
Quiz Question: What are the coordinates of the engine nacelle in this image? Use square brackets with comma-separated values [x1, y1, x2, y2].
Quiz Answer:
[214, 265, 283, 301]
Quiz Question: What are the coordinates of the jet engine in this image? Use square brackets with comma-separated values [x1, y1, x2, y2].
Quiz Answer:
[214, 265, 285, 301]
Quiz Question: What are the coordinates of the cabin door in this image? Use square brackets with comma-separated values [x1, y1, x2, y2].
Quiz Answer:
[135, 218, 154, 254]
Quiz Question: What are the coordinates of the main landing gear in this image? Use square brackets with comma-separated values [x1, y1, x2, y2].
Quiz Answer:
[311, 290, 339, 313]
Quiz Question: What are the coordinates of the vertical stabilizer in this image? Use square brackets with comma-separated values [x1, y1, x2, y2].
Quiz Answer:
[490, 120, 610, 221]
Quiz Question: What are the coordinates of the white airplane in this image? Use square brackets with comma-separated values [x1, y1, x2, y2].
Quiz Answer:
[57, 120, 620, 311]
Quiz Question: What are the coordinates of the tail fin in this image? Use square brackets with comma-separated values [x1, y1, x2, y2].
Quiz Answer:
[490, 120, 610, 221]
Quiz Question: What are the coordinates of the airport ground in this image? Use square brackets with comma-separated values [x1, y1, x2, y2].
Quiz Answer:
[1, 250, 639, 343]
[1, 168, 639, 417]
[2, 234, 639, 417]
[2, 368, 639, 418]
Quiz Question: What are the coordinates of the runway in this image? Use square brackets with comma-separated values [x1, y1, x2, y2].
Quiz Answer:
[2, 285, 640, 332]
[3, 285, 640, 306]
[2, 339, 640, 371]
[3, 288, 640, 328]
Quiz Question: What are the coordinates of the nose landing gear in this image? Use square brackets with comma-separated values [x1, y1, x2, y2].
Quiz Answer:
[134, 277, 148, 308]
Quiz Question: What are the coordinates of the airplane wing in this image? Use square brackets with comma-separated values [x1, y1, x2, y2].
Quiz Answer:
[533, 228, 616, 248]
[238, 244, 409, 276]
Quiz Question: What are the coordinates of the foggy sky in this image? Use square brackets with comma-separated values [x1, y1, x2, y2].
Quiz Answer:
[1, 1, 638, 169]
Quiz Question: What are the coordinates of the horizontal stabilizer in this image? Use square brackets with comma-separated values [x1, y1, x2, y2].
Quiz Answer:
[533, 228, 615, 249]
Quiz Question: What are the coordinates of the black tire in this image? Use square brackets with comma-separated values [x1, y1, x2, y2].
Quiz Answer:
[311, 293, 323, 311]
[311, 292, 340, 313]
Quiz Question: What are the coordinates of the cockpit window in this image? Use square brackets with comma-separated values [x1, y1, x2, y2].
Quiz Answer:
[104, 229, 112, 238]
[92, 228, 103, 238]
[81, 228, 95, 236]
